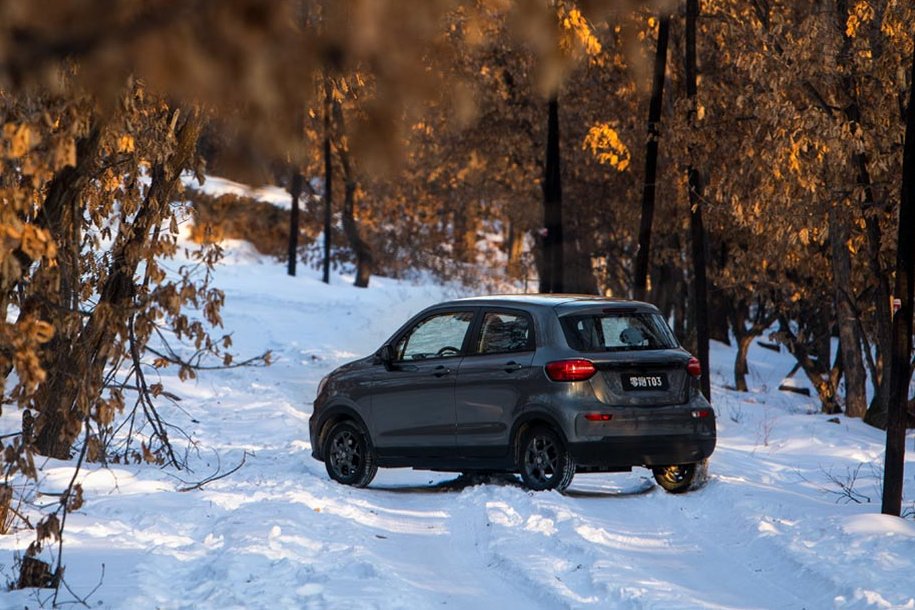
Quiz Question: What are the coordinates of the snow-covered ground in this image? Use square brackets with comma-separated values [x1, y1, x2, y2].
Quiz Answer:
[2, 237, 914, 609]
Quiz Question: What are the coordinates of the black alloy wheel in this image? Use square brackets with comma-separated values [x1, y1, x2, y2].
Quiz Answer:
[519, 427, 575, 492]
[323, 421, 377, 487]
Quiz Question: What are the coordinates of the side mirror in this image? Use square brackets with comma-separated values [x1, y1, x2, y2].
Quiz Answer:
[378, 344, 395, 369]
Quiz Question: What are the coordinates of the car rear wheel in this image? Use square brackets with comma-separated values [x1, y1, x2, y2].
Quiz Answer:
[518, 427, 575, 492]
[323, 421, 377, 487]
[652, 463, 698, 493]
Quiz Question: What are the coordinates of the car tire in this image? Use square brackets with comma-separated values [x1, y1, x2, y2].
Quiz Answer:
[518, 427, 575, 492]
[652, 463, 698, 493]
[323, 420, 377, 487]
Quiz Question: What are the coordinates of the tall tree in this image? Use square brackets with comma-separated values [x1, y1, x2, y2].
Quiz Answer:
[634, 14, 671, 302]
[287, 171, 303, 276]
[541, 94, 565, 293]
[829, 202, 867, 417]
[333, 91, 375, 288]
[831, 0, 875, 419]
[685, 0, 710, 400]
[881, 40, 915, 517]
[323, 76, 333, 285]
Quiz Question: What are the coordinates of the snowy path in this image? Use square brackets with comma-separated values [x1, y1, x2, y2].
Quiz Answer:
[2, 251, 914, 609]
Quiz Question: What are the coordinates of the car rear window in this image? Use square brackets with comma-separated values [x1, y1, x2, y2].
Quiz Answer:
[559, 312, 678, 352]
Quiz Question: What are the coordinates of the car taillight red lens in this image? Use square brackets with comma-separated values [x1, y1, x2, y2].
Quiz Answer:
[691, 408, 713, 419]
[584, 413, 613, 421]
[687, 357, 702, 378]
[545, 359, 596, 382]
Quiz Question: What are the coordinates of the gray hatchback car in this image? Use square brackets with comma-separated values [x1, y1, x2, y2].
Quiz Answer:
[309, 295, 716, 493]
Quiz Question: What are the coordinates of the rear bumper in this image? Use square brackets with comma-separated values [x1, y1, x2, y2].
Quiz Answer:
[568, 434, 716, 469]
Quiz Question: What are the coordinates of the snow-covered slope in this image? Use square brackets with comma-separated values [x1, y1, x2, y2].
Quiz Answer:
[1, 239, 913, 609]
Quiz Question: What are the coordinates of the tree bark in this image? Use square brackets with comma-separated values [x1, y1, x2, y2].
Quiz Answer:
[564, 216, 599, 295]
[774, 315, 841, 413]
[332, 99, 373, 288]
[541, 95, 564, 294]
[829, 205, 868, 417]
[734, 334, 754, 392]
[881, 41, 915, 517]
[708, 287, 731, 345]
[287, 171, 303, 277]
[729, 299, 775, 392]
[685, 0, 710, 401]
[634, 14, 670, 302]
[454, 200, 480, 263]
[322, 76, 333, 285]
[506, 221, 525, 278]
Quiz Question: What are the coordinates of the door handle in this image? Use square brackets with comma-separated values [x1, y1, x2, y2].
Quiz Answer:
[504, 361, 524, 372]
[433, 365, 452, 377]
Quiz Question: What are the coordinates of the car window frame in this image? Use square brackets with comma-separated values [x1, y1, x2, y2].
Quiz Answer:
[466, 308, 536, 357]
[390, 307, 480, 363]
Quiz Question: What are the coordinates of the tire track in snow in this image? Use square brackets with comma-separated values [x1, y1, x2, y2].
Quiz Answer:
[461, 472, 843, 609]
[597, 476, 838, 609]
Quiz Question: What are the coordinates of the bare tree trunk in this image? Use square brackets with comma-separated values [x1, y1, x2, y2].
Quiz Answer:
[862, 206, 893, 425]
[774, 315, 841, 413]
[829, 205, 867, 417]
[454, 200, 480, 263]
[322, 76, 333, 285]
[729, 299, 775, 392]
[564, 213, 599, 295]
[650, 237, 685, 338]
[634, 14, 670, 302]
[708, 287, 731, 345]
[685, 0, 710, 401]
[734, 334, 754, 392]
[506, 221, 525, 278]
[881, 41, 915, 517]
[541, 95, 564, 294]
[332, 99, 373, 289]
[287, 171, 303, 277]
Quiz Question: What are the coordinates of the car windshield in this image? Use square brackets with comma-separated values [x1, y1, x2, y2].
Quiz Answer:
[559, 312, 678, 352]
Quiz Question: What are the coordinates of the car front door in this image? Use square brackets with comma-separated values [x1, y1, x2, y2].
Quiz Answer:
[370, 309, 476, 457]
[455, 309, 536, 459]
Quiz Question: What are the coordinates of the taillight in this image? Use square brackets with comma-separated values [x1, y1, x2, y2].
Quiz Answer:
[584, 413, 613, 421]
[691, 408, 713, 418]
[545, 359, 596, 382]
[687, 357, 702, 378]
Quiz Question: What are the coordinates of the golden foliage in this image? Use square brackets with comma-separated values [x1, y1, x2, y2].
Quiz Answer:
[2, 123, 33, 158]
[583, 122, 631, 171]
[845, 1, 875, 38]
[561, 8, 603, 62]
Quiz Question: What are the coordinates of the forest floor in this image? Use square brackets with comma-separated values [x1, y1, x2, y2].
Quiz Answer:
[1, 213, 914, 609]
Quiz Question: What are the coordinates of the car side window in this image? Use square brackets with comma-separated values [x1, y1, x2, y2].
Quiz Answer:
[477, 311, 533, 354]
[395, 311, 474, 361]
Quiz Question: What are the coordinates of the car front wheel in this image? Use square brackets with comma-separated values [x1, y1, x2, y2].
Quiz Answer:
[518, 427, 575, 492]
[323, 421, 377, 487]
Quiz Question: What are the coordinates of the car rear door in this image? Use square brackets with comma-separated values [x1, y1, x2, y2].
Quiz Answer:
[370, 308, 477, 457]
[454, 309, 536, 459]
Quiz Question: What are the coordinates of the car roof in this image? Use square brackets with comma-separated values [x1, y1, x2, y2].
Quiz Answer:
[438, 294, 659, 313]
